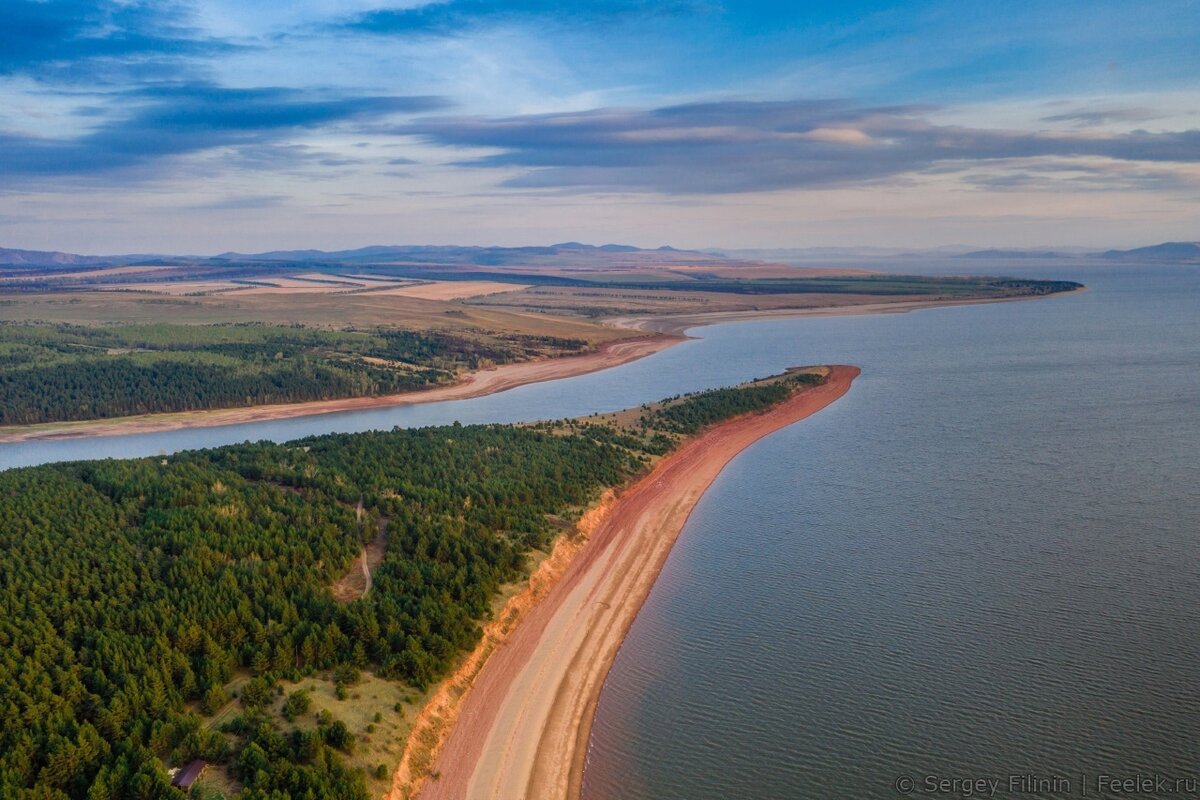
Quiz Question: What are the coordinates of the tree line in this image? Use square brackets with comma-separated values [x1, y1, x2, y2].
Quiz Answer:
[0, 322, 588, 426]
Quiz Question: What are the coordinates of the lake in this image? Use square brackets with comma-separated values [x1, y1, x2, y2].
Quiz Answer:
[582, 263, 1200, 799]
[3, 263, 1196, 800]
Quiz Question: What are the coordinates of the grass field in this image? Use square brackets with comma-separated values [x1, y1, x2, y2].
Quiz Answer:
[197, 672, 435, 799]
[0, 288, 631, 341]
[194, 532, 573, 799]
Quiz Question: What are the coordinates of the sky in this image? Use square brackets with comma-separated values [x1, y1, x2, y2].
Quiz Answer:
[2, 0, 1199, 253]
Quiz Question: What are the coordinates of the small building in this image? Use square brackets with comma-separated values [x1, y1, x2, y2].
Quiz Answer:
[170, 760, 208, 792]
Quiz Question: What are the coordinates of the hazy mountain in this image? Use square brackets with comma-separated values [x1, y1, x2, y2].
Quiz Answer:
[211, 243, 713, 267]
[0, 247, 121, 267]
[1099, 242, 1200, 262]
[2, 242, 716, 274]
[551, 242, 640, 252]
[709, 246, 977, 262]
[957, 249, 1077, 259]
[14, 239, 1192, 272]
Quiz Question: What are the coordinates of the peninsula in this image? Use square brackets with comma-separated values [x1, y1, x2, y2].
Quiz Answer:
[397, 366, 860, 800]
[0, 363, 857, 799]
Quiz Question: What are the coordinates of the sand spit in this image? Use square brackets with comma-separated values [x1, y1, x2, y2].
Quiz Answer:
[0, 334, 681, 443]
[399, 366, 860, 800]
[608, 288, 1086, 334]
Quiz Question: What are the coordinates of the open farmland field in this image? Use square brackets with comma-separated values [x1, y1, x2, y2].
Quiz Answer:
[363, 280, 530, 300]
[0, 264, 180, 282]
[0, 287, 630, 341]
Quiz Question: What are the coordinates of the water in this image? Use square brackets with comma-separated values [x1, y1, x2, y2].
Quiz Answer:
[583, 264, 1200, 799]
[4, 264, 1197, 799]
[0, 270, 1093, 470]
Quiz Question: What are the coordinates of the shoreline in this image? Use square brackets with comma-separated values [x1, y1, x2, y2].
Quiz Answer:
[401, 365, 860, 800]
[0, 334, 682, 443]
[0, 288, 1079, 445]
[607, 286, 1087, 334]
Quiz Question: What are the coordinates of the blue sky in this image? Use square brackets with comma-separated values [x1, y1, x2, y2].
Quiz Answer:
[2, 0, 1199, 252]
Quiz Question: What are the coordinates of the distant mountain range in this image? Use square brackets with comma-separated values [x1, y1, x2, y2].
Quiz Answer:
[2, 240, 1198, 269]
[709, 246, 973, 261]
[1099, 242, 1200, 262]
[0, 247, 124, 267]
[210, 242, 680, 265]
[713, 245, 1097, 262]
[715, 243, 1200, 264]
[957, 242, 1200, 262]
[0, 242, 698, 269]
[956, 249, 1076, 259]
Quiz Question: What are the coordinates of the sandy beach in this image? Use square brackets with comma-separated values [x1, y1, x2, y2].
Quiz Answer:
[0, 334, 682, 443]
[400, 365, 860, 800]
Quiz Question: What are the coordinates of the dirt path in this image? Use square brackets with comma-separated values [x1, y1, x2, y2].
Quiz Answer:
[332, 508, 386, 603]
[359, 549, 372, 598]
[403, 365, 861, 800]
[362, 522, 386, 599]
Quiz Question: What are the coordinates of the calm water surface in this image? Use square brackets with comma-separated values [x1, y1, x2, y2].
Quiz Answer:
[583, 264, 1200, 799]
[3, 265, 1197, 800]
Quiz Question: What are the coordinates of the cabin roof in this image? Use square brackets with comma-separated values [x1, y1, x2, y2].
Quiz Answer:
[171, 759, 207, 789]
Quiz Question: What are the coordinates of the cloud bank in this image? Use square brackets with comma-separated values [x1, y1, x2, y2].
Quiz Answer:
[2, 0, 1200, 249]
[2, 84, 447, 179]
[398, 100, 1200, 193]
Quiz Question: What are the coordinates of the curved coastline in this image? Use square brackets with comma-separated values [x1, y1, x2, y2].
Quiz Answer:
[398, 365, 861, 800]
[0, 334, 683, 443]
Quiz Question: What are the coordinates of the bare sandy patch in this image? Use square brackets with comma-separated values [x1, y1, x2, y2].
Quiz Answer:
[0, 265, 178, 282]
[230, 276, 364, 294]
[290, 272, 373, 286]
[116, 276, 390, 296]
[104, 280, 248, 295]
[341, 273, 420, 284]
[233, 285, 350, 295]
[372, 281, 530, 301]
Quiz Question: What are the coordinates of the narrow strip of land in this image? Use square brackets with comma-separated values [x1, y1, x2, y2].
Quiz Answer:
[404, 365, 860, 800]
[608, 286, 1087, 334]
[0, 334, 681, 443]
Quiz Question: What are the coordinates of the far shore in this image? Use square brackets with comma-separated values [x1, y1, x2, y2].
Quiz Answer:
[607, 285, 1087, 334]
[0, 334, 681, 444]
[399, 365, 860, 800]
[0, 289, 1078, 445]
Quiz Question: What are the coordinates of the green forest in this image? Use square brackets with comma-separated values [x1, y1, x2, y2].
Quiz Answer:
[646, 371, 822, 434]
[0, 369, 823, 799]
[0, 322, 587, 426]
